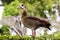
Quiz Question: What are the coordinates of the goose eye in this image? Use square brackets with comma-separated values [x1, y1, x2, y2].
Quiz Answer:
[22, 4, 24, 6]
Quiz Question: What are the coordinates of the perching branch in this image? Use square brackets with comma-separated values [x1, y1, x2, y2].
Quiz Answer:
[0, 16, 27, 36]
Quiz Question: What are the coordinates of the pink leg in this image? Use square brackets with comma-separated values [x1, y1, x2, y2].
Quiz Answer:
[32, 30, 36, 36]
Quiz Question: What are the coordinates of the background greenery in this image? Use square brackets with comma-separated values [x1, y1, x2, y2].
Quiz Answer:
[0, 0, 59, 40]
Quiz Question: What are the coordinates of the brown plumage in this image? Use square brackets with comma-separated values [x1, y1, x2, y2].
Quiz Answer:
[18, 4, 51, 36]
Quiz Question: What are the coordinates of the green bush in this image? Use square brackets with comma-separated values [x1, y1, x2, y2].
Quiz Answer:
[0, 32, 60, 40]
[3, 0, 58, 18]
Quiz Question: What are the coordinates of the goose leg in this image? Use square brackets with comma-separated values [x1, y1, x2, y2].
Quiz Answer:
[32, 29, 36, 36]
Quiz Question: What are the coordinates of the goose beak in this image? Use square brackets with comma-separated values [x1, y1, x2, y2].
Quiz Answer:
[17, 4, 25, 9]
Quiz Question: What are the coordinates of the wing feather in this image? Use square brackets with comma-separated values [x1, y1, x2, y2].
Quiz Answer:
[25, 16, 51, 26]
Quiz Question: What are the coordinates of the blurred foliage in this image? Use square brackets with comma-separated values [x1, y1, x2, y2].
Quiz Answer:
[0, 29, 3, 35]
[0, 32, 60, 40]
[2, 0, 20, 17]
[1, 0, 14, 5]
[2, 0, 59, 18]
[0, 25, 10, 35]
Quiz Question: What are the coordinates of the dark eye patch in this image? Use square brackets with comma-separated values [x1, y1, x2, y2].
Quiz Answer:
[22, 4, 24, 6]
